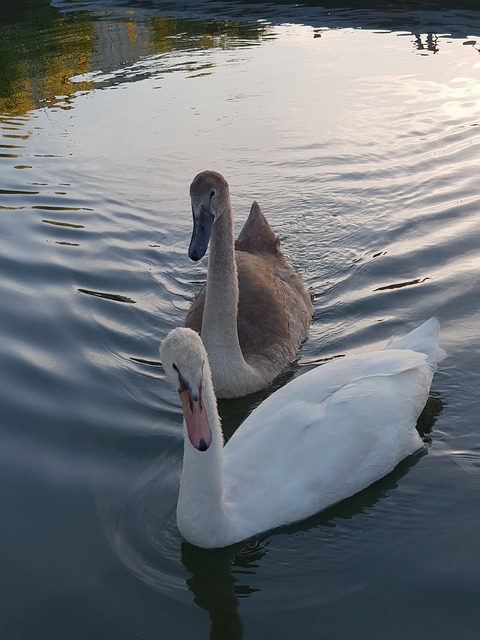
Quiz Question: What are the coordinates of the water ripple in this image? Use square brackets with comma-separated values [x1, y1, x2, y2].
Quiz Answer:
[1, 6, 480, 636]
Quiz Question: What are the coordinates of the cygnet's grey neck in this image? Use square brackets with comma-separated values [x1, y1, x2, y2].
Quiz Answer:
[200, 203, 263, 397]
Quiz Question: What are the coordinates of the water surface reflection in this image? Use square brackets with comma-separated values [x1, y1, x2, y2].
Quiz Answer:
[1, 1, 480, 638]
[2, 0, 479, 117]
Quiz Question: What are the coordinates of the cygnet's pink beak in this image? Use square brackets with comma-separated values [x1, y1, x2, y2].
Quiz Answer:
[179, 387, 212, 452]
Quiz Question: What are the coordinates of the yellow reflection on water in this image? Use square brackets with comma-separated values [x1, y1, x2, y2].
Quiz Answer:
[0, 16, 93, 117]
[0, 5, 269, 119]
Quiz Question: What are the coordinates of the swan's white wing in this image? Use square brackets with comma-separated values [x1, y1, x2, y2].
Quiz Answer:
[227, 348, 430, 443]
[223, 349, 428, 537]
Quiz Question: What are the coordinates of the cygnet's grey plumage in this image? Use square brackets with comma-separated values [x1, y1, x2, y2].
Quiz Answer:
[185, 170, 313, 398]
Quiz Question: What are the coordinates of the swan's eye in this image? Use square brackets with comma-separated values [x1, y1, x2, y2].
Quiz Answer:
[209, 189, 215, 199]
[173, 364, 189, 393]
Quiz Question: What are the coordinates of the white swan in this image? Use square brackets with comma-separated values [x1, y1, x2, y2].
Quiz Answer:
[161, 318, 443, 549]
[185, 170, 313, 399]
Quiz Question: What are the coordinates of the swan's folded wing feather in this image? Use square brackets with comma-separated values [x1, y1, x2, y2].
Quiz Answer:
[223, 362, 427, 533]
[228, 349, 429, 443]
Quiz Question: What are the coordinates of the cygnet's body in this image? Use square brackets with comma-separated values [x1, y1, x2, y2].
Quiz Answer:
[185, 170, 313, 398]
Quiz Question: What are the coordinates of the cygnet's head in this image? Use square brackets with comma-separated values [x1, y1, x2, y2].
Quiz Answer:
[188, 170, 230, 262]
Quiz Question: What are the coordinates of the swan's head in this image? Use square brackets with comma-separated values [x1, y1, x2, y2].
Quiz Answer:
[161, 328, 213, 452]
[189, 170, 229, 261]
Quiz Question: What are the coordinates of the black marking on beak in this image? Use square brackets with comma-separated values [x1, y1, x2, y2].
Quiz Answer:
[197, 438, 208, 452]
[174, 363, 203, 413]
[173, 363, 189, 394]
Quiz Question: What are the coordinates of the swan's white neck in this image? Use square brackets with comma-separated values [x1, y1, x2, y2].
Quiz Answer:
[176, 378, 230, 548]
[200, 200, 262, 397]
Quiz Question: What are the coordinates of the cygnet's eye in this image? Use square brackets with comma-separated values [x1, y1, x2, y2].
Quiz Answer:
[172, 363, 179, 372]
[209, 189, 216, 199]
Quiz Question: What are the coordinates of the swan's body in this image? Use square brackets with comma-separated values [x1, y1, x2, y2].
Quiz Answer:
[185, 170, 313, 398]
[161, 318, 443, 549]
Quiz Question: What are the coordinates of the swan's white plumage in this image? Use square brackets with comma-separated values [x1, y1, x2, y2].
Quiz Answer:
[161, 318, 442, 548]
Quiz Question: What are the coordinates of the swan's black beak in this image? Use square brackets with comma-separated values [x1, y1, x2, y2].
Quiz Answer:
[188, 205, 214, 262]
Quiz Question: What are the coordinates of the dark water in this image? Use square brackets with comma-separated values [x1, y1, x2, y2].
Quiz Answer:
[1, 0, 480, 638]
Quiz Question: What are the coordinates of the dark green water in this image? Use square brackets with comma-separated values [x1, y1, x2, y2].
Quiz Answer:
[1, 1, 480, 638]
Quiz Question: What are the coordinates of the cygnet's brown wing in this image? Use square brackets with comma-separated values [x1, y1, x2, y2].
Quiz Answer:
[185, 201, 313, 363]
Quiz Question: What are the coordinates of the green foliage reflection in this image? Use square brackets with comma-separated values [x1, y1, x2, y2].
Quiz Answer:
[0, 0, 268, 118]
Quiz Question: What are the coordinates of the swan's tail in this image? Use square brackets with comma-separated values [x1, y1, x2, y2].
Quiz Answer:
[385, 317, 446, 369]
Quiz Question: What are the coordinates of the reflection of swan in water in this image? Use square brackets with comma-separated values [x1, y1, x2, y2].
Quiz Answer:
[181, 540, 262, 640]
[95, 392, 442, 630]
